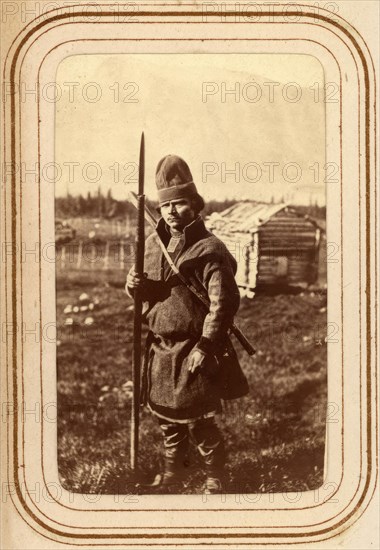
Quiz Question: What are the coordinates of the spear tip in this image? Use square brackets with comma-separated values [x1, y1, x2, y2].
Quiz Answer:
[138, 132, 145, 195]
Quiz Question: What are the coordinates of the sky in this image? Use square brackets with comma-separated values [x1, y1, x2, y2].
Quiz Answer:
[55, 53, 325, 205]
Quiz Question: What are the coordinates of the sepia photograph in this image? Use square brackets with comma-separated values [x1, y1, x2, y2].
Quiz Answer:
[2, 2, 379, 548]
[54, 53, 328, 496]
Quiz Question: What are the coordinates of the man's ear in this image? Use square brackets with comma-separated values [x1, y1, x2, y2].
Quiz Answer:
[156, 206, 161, 215]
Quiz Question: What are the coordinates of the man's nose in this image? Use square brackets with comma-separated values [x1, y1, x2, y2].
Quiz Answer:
[169, 203, 176, 213]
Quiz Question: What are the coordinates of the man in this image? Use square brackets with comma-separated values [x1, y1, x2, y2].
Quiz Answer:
[126, 155, 248, 494]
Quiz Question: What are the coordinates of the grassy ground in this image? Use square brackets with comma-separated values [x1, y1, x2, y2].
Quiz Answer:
[57, 273, 327, 495]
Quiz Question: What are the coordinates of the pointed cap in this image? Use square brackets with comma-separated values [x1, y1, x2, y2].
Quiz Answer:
[155, 155, 198, 203]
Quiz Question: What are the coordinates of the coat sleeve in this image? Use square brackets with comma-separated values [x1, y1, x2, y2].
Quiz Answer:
[193, 253, 240, 355]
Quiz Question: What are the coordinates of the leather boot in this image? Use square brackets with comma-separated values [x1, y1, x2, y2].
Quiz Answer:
[150, 420, 190, 488]
[149, 457, 187, 487]
[203, 475, 224, 494]
[202, 461, 226, 494]
[189, 416, 226, 494]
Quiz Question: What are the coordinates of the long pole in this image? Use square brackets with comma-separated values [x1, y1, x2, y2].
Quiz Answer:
[131, 133, 145, 470]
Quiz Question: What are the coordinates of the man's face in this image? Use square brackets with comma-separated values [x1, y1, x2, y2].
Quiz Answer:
[160, 198, 196, 230]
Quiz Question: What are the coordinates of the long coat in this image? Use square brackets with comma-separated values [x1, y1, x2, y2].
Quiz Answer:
[134, 216, 249, 422]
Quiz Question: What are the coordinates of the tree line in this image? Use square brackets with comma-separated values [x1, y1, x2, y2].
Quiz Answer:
[55, 189, 239, 219]
[55, 188, 325, 220]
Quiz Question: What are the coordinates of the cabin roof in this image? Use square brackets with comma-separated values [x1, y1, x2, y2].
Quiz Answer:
[206, 201, 289, 233]
[206, 201, 324, 234]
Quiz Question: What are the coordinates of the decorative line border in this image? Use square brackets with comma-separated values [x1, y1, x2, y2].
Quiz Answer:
[3, 3, 377, 546]
[28, 32, 345, 516]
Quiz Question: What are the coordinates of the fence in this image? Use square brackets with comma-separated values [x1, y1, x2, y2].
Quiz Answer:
[56, 240, 136, 272]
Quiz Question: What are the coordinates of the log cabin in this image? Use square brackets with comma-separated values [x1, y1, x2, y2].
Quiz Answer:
[205, 201, 322, 292]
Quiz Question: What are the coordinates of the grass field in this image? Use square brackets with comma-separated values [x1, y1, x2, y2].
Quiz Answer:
[57, 219, 327, 495]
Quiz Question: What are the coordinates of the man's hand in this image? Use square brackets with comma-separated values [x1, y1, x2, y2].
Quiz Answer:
[125, 267, 146, 292]
[188, 349, 207, 373]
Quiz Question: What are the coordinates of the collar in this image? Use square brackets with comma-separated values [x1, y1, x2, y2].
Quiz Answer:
[156, 215, 208, 247]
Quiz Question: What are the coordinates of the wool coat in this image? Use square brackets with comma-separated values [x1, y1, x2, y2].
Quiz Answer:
[132, 216, 249, 422]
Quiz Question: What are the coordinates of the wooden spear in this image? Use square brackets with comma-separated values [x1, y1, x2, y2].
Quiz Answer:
[130, 132, 145, 470]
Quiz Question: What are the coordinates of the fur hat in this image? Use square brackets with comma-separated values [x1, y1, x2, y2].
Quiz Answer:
[155, 155, 203, 206]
